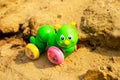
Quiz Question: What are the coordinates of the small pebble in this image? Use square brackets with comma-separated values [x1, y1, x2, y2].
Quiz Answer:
[109, 57, 115, 63]
[57, 14, 62, 18]
[100, 66, 104, 70]
[106, 65, 112, 72]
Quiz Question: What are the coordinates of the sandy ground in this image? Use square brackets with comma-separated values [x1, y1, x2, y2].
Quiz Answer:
[0, 0, 120, 80]
[0, 38, 120, 80]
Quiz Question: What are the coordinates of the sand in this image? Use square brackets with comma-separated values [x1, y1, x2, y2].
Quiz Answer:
[0, 0, 120, 80]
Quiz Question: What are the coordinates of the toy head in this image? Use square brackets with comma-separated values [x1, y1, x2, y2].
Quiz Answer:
[56, 24, 78, 48]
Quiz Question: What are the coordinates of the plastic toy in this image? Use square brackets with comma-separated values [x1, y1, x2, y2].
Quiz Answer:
[25, 22, 78, 64]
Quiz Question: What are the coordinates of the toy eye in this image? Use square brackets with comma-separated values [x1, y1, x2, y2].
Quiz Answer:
[68, 34, 72, 40]
[60, 35, 65, 40]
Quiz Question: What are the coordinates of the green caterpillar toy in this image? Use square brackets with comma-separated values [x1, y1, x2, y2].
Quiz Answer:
[25, 22, 78, 64]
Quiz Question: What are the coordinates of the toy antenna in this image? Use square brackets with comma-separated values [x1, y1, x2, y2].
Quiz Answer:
[54, 24, 61, 31]
[70, 21, 76, 27]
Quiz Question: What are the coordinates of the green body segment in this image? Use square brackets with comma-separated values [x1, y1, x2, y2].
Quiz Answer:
[30, 25, 56, 53]
[29, 24, 78, 58]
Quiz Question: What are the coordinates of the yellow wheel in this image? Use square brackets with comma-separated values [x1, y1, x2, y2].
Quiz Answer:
[25, 43, 40, 60]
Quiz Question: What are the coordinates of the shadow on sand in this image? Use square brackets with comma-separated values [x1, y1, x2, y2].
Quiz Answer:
[14, 49, 55, 69]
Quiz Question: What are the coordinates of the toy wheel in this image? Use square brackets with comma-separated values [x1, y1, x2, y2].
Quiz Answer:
[47, 46, 64, 64]
[25, 43, 40, 60]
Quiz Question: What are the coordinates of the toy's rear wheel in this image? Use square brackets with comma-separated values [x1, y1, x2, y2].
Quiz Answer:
[47, 46, 64, 64]
[25, 43, 40, 60]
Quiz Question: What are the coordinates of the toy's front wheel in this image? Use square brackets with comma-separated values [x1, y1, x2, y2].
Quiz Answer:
[47, 46, 64, 64]
[25, 43, 40, 60]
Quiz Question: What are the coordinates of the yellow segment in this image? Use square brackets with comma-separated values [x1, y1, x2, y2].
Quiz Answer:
[25, 43, 39, 60]
[64, 40, 70, 45]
